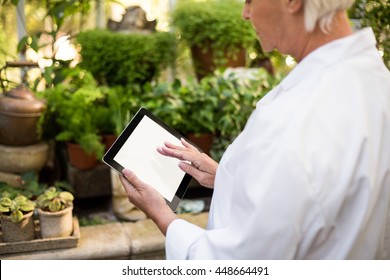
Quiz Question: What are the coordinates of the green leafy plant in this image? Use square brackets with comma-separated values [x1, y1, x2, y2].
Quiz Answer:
[140, 78, 219, 136]
[36, 186, 74, 213]
[140, 81, 185, 131]
[174, 78, 219, 135]
[141, 69, 281, 161]
[18, 171, 48, 199]
[38, 68, 105, 158]
[349, 0, 389, 69]
[94, 85, 140, 137]
[171, 0, 257, 73]
[0, 195, 35, 223]
[206, 69, 281, 160]
[0, 171, 47, 200]
[3, 0, 92, 88]
[77, 30, 177, 86]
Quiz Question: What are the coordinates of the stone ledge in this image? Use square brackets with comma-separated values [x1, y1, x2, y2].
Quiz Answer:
[0, 212, 208, 260]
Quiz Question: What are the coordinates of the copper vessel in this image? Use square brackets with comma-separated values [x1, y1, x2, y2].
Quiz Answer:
[0, 85, 46, 146]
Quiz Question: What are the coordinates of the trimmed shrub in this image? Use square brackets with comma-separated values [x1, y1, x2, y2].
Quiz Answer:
[76, 30, 176, 86]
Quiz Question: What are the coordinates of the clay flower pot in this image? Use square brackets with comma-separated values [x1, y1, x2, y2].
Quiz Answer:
[102, 134, 117, 152]
[0, 211, 35, 242]
[191, 45, 246, 81]
[66, 142, 98, 170]
[186, 133, 214, 156]
[38, 206, 73, 238]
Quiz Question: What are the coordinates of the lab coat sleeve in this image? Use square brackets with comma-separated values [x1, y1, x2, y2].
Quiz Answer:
[165, 219, 205, 260]
[165, 145, 319, 259]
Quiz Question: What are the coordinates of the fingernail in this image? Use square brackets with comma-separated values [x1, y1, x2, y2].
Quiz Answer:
[122, 169, 131, 176]
[178, 162, 186, 169]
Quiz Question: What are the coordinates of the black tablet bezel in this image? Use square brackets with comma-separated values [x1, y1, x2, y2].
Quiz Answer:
[102, 107, 192, 211]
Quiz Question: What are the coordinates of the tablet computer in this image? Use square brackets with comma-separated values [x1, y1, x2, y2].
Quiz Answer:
[102, 107, 192, 211]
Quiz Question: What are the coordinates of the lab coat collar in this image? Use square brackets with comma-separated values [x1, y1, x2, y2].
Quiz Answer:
[280, 28, 378, 91]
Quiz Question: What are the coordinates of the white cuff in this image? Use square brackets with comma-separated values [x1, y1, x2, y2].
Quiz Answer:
[165, 219, 205, 260]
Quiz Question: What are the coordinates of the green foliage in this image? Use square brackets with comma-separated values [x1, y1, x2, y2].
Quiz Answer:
[0, 195, 35, 223]
[140, 69, 281, 161]
[349, 0, 390, 69]
[141, 78, 219, 135]
[0, 28, 9, 67]
[77, 29, 177, 86]
[0, 0, 19, 6]
[38, 68, 105, 158]
[171, 0, 257, 66]
[0, 171, 47, 200]
[140, 81, 186, 131]
[36, 186, 74, 212]
[78, 215, 113, 227]
[0, 182, 21, 200]
[18, 171, 48, 199]
[9, 0, 92, 88]
[94, 85, 140, 136]
[176, 78, 220, 135]
[205, 69, 281, 160]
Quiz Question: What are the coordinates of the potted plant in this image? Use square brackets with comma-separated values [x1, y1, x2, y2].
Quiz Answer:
[36, 186, 74, 238]
[140, 80, 186, 132]
[94, 85, 138, 152]
[38, 68, 105, 170]
[175, 78, 219, 155]
[0, 194, 36, 242]
[208, 69, 280, 160]
[171, 0, 257, 80]
[141, 78, 218, 155]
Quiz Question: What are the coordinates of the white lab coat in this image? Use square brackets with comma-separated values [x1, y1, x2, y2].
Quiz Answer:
[165, 28, 390, 259]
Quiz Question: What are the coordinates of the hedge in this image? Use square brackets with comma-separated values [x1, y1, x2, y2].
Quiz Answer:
[76, 29, 177, 86]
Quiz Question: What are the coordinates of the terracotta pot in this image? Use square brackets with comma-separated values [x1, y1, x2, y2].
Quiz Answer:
[66, 142, 98, 170]
[0, 142, 49, 173]
[191, 45, 246, 80]
[1, 211, 35, 242]
[102, 134, 117, 152]
[0, 85, 46, 146]
[186, 133, 214, 155]
[37, 206, 73, 238]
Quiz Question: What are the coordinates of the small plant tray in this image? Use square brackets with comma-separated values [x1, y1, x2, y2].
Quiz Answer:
[0, 217, 80, 255]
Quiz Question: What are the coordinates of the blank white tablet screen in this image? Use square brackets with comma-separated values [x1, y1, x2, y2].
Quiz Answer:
[113, 115, 184, 202]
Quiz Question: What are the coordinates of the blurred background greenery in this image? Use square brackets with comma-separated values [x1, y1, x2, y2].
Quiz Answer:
[0, 0, 388, 162]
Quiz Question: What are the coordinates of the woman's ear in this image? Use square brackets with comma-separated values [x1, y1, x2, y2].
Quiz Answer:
[286, 0, 303, 14]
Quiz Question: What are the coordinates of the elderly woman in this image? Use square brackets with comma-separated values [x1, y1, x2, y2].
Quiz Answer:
[120, 0, 390, 259]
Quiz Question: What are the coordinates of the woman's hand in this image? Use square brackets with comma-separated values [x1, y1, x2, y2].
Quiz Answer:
[157, 138, 218, 189]
[120, 169, 177, 235]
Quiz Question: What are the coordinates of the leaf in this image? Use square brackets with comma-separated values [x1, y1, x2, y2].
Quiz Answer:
[17, 35, 28, 53]
[59, 191, 74, 202]
[20, 201, 35, 212]
[0, 197, 12, 207]
[0, 205, 9, 212]
[43, 68, 53, 85]
[30, 35, 40, 52]
[14, 195, 27, 203]
[49, 198, 62, 212]
[10, 210, 23, 223]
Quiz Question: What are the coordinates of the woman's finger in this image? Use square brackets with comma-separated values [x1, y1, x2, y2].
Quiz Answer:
[163, 141, 186, 150]
[181, 138, 200, 152]
[178, 161, 203, 178]
[160, 145, 198, 163]
[122, 169, 144, 190]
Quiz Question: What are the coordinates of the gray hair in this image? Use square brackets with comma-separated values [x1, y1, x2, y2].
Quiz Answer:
[303, 0, 356, 32]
